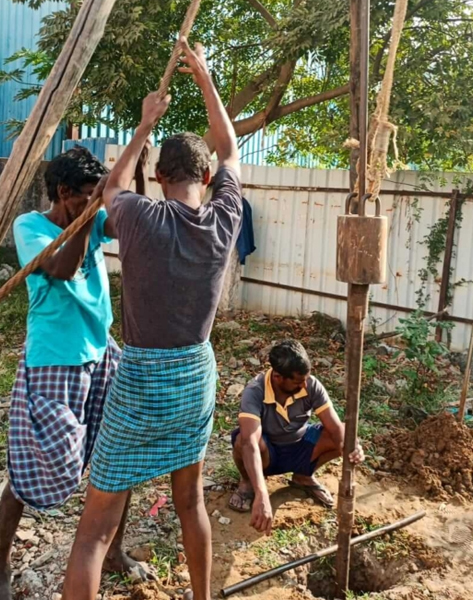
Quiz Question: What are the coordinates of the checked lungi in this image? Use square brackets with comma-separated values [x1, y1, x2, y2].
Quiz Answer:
[90, 341, 217, 493]
[8, 338, 121, 510]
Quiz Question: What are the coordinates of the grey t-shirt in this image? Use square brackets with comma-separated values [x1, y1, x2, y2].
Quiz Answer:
[109, 166, 242, 349]
[239, 370, 332, 445]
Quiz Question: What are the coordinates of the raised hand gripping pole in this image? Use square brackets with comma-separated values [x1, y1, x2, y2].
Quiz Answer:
[0, 0, 202, 303]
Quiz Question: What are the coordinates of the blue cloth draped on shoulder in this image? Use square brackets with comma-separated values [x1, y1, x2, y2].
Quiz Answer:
[236, 197, 256, 265]
[90, 341, 217, 492]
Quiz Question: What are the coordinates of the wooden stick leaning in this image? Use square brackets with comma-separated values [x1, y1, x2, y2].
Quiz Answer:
[0, 0, 203, 303]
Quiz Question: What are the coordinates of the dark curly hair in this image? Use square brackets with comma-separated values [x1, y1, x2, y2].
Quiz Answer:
[269, 340, 311, 378]
[45, 145, 108, 203]
[156, 132, 211, 184]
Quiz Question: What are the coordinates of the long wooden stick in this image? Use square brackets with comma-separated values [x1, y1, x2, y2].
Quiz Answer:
[0, 0, 203, 302]
[220, 510, 426, 597]
[0, 0, 117, 245]
[335, 0, 370, 595]
[458, 324, 473, 421]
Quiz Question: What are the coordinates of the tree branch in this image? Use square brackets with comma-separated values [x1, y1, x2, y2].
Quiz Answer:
[232, 84, 349, 137]
[372, 0, 437, 81]
[265, 60, 297, 119]
[247, 0, 278, 29]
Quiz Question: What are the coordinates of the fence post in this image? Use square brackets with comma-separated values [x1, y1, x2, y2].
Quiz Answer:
[435, 189, 460, 342]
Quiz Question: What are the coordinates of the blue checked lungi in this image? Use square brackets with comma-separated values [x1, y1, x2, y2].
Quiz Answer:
[90, 341, 216, 493]
[7, 338, 121, 510]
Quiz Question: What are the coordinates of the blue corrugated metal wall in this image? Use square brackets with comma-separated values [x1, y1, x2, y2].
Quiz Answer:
[0, 0, 66, 159]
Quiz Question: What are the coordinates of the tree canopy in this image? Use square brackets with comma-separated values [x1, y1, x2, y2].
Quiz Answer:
[1, 0, 472, 170]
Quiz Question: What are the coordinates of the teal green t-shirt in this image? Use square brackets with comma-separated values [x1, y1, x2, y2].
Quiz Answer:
[13, 208, 114, 368]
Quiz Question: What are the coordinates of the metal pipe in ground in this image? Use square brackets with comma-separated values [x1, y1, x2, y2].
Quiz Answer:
[220, 510, 426, 598]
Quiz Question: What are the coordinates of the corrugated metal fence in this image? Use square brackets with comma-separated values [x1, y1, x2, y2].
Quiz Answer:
[0, 0, 66, 159]
[103, 144, 473, 350]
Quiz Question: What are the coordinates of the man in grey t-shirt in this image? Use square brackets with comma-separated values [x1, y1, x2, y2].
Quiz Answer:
[229, 340, 365, 535]
[63, 39, 242, 600]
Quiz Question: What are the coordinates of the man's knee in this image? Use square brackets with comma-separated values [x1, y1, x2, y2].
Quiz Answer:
[172, 464, 205, 514]
[78, 486, 129, 543]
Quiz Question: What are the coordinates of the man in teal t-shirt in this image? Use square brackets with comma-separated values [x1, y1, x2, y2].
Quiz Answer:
[0, 146, 149, 600]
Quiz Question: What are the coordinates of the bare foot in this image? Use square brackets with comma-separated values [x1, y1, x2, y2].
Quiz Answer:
[228, 480, 255, 512]
[103, 549, 155, 581]
[0, 567, 12, 600]
[290, 474, 334, 508]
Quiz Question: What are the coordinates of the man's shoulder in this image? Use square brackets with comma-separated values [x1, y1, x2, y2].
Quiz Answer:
[243, 372, 265, 397]
[14, 211, 44, 229]
[306, 375, 326, 397]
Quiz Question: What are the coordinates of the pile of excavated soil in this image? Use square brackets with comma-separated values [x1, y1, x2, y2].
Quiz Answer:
[376, 413, 473, 499]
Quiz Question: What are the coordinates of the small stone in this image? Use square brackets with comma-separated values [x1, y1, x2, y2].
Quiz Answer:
[248, 357, 260, 367]
[178, 570, 191, 583]
[297, 584, 305, 592]
[30, 549, 56, 568]
[43, 532, 54, 544]
[19, 569, 42, 592]
[314, 357, 332, 368]
[373, 378, 386, 391]
[237, 339, 254, 347]
[396, 379, 408, 390]
[0, 264, 15, 282]
[211, 510, 221, 518]
[392, 461, 403, 471]
[228, 357, 238, 369]
[376, 343, 393, 356]
[202, 477, 216, 489]
[306, 498, 315, 506]
[424, 580, 442, 594]
[216, 321, 241, 331]
[52, 594, 62, 600]
[16, 529, 35, 542]
[129, 544, 153, 562]
[218, 516, 231, 526]
[227, 384, 244, 397]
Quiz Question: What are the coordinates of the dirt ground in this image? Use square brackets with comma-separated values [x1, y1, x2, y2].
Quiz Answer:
[8, 442, 473, 600]
[2, 268, 473, 600]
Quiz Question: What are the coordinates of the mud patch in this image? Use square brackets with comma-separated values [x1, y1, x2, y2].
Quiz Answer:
[376, 413, 473, 499]
[308, 546, 407, 598]
[307, 524, 447, 599]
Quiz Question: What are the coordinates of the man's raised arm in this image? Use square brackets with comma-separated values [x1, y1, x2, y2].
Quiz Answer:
[103, 94, 171, 211]
[179, 38, 240, 177]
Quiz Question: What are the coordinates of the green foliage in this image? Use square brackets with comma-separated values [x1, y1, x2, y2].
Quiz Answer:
[396, 310, 448, 373]
[394, 309, 452, 411]
[2, 0, 472, 169]
[150, 540, 177, 580]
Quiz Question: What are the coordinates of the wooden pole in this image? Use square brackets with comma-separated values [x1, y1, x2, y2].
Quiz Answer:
[349, 0, 361, 193]
[336, 0, 371, 596]
[458, 324, 473, 422]
[0, 0, 117, 245]
[435, 189, 460, 342]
